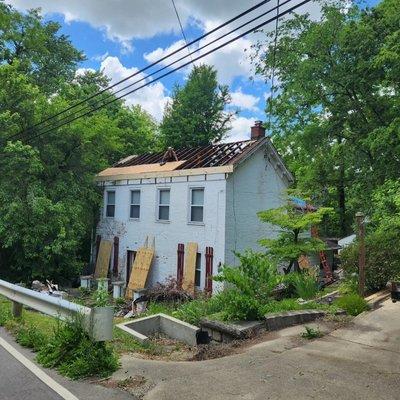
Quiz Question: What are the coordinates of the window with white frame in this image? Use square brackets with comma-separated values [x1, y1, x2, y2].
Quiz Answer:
[195, 253, 201, 287]
[130, 190, 141, 219]
[158, 188, 170, 221]
[106, 190, 115, 218]
[190, 188, 204, 222]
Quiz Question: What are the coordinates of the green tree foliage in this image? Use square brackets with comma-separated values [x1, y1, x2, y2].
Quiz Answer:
[252, 0, 400, 236]
[160, 64, 234, 148]
[0, 2, 84, 94]
[0, 4, 158, 283]
[258, 198, 332, 273]
[341, 180, 400, 290]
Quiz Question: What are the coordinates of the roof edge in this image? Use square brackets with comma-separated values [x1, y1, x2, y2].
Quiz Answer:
[95, 165, 233, 182]
[232, 137, 294, 183]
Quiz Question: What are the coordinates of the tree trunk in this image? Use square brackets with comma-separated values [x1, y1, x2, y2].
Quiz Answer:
[338, 138, 346, 236]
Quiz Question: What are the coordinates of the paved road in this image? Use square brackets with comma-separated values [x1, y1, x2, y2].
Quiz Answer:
[0, 344, 62, 400]
[114, 299, 400, 400]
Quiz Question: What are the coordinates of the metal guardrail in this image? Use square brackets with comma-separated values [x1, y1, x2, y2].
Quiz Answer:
[0, 279, 113, 341]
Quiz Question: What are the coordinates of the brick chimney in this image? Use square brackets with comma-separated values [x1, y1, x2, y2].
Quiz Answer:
[250, 120, 265, 140]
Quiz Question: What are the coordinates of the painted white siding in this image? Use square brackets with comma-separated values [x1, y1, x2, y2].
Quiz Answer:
[224, 147, 289, 267]
[97, 174, 226, 289]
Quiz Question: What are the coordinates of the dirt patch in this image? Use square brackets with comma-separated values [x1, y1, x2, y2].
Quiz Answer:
[96, 375, 153, 399]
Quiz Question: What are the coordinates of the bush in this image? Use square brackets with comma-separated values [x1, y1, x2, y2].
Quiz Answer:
[213, 250, 282, 303]
[37, 317, 118, 379]
[211, 289, 264, 321]
[341, 229, 400, 291]
[284, 271, 319, 300]
[338, 275, 358, 295]
[335, 294, 368, 316]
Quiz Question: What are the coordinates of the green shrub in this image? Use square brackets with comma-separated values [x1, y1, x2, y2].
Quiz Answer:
[37, 317, 118, 379]
[211, 289, 263, 321]
[213, 250, 282, 303]
[338, 275, 358, 295]
[341, 229, 400, 291]
[335, 294, 368, 316]
[284, 271, 319, 300]
[16, 324, 48, 351]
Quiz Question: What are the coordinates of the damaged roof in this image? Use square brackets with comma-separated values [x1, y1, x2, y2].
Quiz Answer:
[114, 140, 257, 169]
[96, 137, 293, 182]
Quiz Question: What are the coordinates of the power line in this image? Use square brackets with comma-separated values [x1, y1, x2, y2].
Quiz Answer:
[10, 0, 292, 144]
[171, 0, 193, 62]
[268, 0, 281, 132]
[4, 0, 277, 144]
[9, 0, 311, 148]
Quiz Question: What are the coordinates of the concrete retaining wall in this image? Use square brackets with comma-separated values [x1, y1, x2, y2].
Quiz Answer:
[117, 313, 200, 346]
[265, 310, 328, 331]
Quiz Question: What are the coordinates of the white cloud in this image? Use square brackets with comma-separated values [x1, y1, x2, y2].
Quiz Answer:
[75, 67, 95, 77]
[99, 56, 170, 121]
[230, 88, 260, 112]
[8, 0, 322, 54]
[224, 116, 255, 143]
[144, 39, 191, 72]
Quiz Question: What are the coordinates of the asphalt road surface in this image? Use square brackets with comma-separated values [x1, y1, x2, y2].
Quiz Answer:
[0, 344, 63, 400]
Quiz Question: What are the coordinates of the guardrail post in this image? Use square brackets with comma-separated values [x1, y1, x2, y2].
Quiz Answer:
[12, 301, 23, 318]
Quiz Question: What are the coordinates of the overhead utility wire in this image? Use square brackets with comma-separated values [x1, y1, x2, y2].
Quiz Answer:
[11, 0, 291, 144]
[171, 0, 193, 62]
[5, 0, 276, 142]
[16, 0, 311, 147]
[267, 0, 281, 131]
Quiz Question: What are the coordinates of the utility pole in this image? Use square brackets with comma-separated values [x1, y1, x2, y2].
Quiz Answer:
[355, 212, 366, 297]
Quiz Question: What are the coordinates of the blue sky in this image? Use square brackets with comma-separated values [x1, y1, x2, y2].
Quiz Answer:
[8, 0, 381, 141]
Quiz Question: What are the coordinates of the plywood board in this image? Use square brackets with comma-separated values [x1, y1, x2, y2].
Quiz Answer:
[126, 247, 154, 298]
[94, 240, 113, 279]
[182, 242, 198, 293]
[298, 255, 311, 270]
[98, 161, 185, 177]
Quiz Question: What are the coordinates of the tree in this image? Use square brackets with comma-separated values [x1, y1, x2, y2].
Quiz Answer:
[257, 196, 333, 273]
[252, 0, 400, 236]
[0, 4, 159, 283]
[0, 2, 84, 94]
[160, 64, 234, 148]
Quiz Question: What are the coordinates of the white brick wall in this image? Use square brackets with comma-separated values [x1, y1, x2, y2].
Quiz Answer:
[97, 174, 226, 290]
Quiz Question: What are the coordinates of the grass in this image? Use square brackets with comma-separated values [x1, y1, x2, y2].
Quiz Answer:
[301, 326, 323, 339]
[0, 296, 119, 379]
[334, 293, 369, 316]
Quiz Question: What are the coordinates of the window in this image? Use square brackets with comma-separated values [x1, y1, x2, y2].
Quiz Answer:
[195, 253, 201, 287]
[106, 191, 115, 217]
[190, 188, 204, 222]
[158, 189, 170, 221]
[130, 190, 141, 219]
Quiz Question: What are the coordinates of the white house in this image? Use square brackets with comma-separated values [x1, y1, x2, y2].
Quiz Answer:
[95, 121, 293, 293]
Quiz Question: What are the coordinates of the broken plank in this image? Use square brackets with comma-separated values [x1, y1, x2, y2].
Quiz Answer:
[94, 240, 113, 279]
